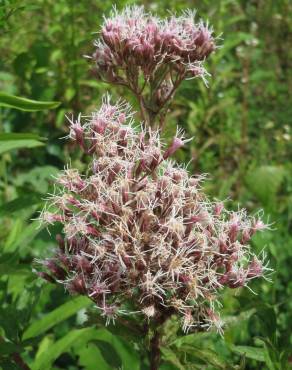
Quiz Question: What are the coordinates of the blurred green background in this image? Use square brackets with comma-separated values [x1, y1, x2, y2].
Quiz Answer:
[0, 0, 291, 369]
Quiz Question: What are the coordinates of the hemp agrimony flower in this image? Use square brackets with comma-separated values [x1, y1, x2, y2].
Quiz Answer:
[37, 6, 270, 369]
[91, 6, 216, 127]
[39, 96, 269, 334]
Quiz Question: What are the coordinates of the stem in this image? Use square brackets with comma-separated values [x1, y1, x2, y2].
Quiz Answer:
[12, 353, 30, 370]
[149, 329, 161, 370]
[148, 309, 174, 370]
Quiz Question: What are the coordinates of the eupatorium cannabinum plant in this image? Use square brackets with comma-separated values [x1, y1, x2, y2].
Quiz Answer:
[38, 6, 270, 369]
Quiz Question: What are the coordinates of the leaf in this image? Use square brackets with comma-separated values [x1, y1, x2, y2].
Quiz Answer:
[77, 343, 112, 370]
[252, 305, 277, 343]
[230, 345, 265, 362]
[245, 165, 285, 207]
[178, 345, 227, 369]
[258, 338, 281, 370]
[0, 92, 60, 111]
[91, 340, 122, 369]
[161, 347, 185, 370]
[0, 306, 20, 341]
[0, 133, 45, 154]
[0, 191, 44, 216]
[31, 327, 140, 370]
[0, 342, 23, 356]
[23, 296, 92, 340]
[89, 328, 140, 370]
[32, 328, 91, 370]
[4, 221, 45, 253]
[170, 332, 212, 348]
[34, 335, 54, 370]
[0, 263, 31, 276]
[14, 165, 59, 193]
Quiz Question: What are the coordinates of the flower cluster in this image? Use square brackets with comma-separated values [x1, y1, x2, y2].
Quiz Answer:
[38, 97, 268, 333]
[92, 6, 216, 123]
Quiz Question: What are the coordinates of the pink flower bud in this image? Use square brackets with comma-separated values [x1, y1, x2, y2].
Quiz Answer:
[241, 229, 251, 244]
[45, 259, 66, 280]
[228, 220, 240, 243]
[247, 258, 263, 279]
[214, 202, 224, 216]
[163, 137, 184, 159]
[251, 219, 267, 235]
[70, 275, 87, 294]
[71, 123, 85, 150]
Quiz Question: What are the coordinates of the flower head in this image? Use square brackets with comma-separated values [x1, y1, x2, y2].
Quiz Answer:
[91, 6, 217, 124]
[38, 97, 268, 333]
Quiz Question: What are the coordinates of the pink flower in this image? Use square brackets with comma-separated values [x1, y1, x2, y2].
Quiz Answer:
[38, 97, 268, 333]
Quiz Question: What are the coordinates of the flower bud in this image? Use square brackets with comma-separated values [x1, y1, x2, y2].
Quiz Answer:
[163, 137, 184, 159]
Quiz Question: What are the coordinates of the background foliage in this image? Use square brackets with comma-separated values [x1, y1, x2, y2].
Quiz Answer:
[0, 0, 291, 369]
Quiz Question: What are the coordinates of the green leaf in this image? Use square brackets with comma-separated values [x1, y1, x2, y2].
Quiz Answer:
[254, 306, 277, 342]
[257, 338, 281, 370]
[32, 328, 91, 370]
[23, 296, 92, 340]
[0, 306, 20, 341]
[4, 221, 45, 253]
[245, 165, 285, 207]
[0, 191, 44, 217]
[88, 328, 140, 370]
[0, 342, 23, 356]
[31, 327, 140, 370]
[230, 345, 265, 362]
[14, 165, 59, 193]
[0, 133, 45, 154]
[34, 335, 54, 370]
[171, 332, 212, 347]
[0, 92, 60, 111]
[91, 340, 121, 369]
[0, 263, 31, 276]
[161, 347, 185, 370]
[76, 343, 112, 370]
[178, 345, 227, 369]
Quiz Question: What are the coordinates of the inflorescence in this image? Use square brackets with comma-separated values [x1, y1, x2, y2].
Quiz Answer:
[38, 97, 269, 333]
[91, 6, 217, 126]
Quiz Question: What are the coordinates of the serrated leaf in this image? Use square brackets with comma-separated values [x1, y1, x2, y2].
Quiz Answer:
[171, 332, 211, 347]
[0, 92, 60, 111]
[23, 296, 92, 340]
[178, 345, 226, 369]
[230, 345, 265, 362]
[161, 347, 185, 370]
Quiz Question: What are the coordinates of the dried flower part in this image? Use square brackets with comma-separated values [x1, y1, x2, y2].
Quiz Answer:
[38, 98, 270, 333]
[91, 6, 216, 127]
